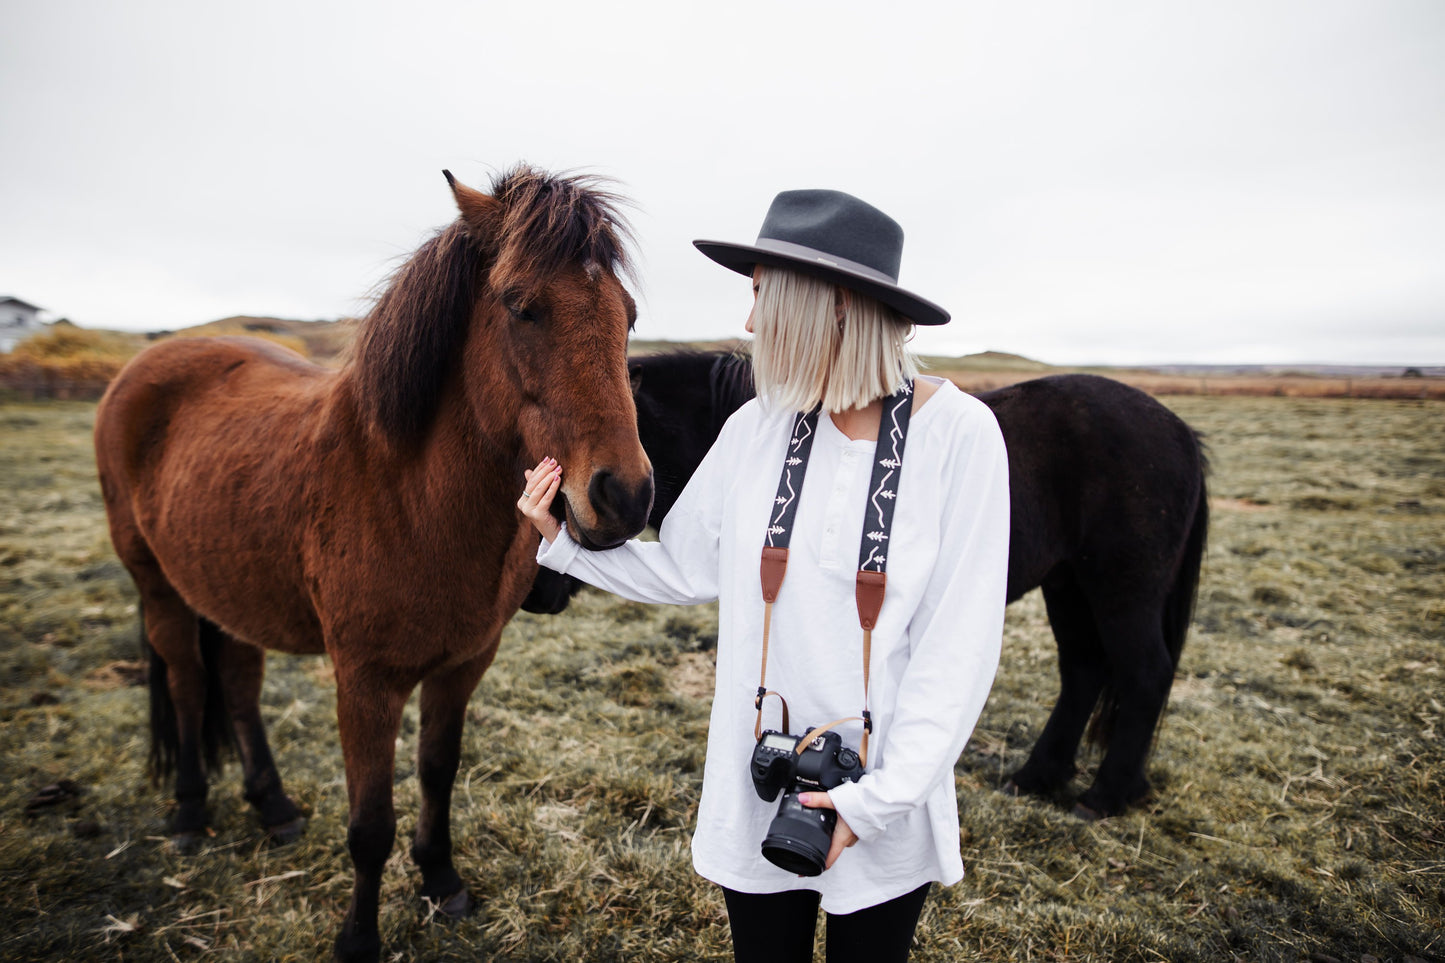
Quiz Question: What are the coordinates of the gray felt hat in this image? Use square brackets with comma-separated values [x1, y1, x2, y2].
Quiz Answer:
[693, 189, 950, 326]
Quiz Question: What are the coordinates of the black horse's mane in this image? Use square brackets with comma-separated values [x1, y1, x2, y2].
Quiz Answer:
[705, 351, 757, 432]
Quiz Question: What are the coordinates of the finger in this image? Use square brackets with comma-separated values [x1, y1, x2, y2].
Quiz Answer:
[529, 464, 561, 502]
[798, 792, 835, 811]
[537, 467, 562, 506]
[521, 459, 559, 499]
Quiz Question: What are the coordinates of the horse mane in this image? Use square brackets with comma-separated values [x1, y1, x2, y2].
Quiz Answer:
[707, 350, 757, 432]
[352, 165, 635, 441]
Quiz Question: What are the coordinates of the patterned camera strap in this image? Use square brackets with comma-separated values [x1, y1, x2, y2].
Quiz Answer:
[754, 380, 915, 768]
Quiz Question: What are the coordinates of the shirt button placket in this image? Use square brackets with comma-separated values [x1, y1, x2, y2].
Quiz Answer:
[821, 449, 858, 565]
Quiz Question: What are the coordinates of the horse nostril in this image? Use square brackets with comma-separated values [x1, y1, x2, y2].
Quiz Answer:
[588, 469, 623, 517]
[587, 469, 654, 532]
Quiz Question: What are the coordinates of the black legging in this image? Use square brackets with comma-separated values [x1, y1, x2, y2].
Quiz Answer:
[722, 883, 931, 963]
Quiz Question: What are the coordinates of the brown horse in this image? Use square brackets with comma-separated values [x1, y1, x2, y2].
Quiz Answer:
[93, 167, 653, 962]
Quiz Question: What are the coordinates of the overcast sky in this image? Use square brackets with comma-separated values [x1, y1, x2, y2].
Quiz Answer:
[3, 0, 1442, 365]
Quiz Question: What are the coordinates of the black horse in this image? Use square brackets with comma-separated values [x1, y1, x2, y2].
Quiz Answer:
[523, 351, 1209, 818]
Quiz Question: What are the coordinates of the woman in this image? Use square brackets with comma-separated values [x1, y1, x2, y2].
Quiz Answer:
[519, 189, 1010, 963]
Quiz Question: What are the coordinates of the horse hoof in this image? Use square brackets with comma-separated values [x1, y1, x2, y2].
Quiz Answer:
[169, 831, 206, 854]
[266, 816, 307, 846]
[1070, 802, 1106, 821]
[1001, 780, 1021, 797]
[437, 888, 470, 918]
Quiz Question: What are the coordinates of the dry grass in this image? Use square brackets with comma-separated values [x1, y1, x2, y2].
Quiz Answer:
[164, 316, 359, 363]
[7, 325, 145, 363]
[0, 318, 358, 402]
[0, 396, 1441, 961]
[0, 327, 144, 400]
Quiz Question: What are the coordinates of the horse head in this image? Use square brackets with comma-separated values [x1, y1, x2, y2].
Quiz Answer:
[447, 167, 653, 548]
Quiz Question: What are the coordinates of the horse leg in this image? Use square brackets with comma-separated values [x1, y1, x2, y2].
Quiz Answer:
[1075, 607, 1175, 818]
[1006, 572, 1108, 798]
[411, 651, 494, 915]
[332, 665, 411, 963]
[138, 581, 211, 845]
[218, 635, 305, 843]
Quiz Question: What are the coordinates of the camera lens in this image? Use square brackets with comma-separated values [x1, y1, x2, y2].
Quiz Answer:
[760, 792, 835, 877]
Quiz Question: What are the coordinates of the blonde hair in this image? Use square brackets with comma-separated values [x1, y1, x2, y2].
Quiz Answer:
[750, 265, 919, 413]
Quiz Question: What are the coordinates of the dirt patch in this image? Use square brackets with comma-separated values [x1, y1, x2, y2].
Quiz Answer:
[82, 660, 147, 690]
[668, 650, 716, 700]
[1211, 497, 1275, 513]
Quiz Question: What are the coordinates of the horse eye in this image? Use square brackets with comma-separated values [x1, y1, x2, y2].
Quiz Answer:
[507, 302, 540, 324]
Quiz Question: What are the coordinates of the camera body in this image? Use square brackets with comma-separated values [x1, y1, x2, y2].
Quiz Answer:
[750, 728, 864, 876]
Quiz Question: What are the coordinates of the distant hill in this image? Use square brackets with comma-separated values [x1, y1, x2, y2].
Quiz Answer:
[1143, 362, 1444, 379]
[923, 350, 1055, 373]
[151, 316, 360, 363]
[6, 316, 1440, 401]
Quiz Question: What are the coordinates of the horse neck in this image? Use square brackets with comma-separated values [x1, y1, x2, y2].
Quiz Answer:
[427, 373, 523, 505]
[328, 359, 523, 540]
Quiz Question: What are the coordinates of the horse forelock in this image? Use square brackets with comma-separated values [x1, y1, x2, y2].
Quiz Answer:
[352, 166, 636, 443]
[487, 166, 635, 298]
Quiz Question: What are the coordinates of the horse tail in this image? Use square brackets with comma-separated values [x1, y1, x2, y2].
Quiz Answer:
[1087, 432, 1209, 749]
[145, 614, 233, 785]
[1163, 440, 1209, 673]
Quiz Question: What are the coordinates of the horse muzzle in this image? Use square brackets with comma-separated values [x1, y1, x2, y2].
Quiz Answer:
[564, 468, 654, 550]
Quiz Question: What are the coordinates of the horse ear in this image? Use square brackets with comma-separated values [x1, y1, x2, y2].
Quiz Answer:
[443, 170, 502, 241]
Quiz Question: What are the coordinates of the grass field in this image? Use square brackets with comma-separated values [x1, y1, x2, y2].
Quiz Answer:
[1, 395, 1440, 962]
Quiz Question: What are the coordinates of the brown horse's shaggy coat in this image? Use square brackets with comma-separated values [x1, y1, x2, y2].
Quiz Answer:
[94, 167, 652, 963]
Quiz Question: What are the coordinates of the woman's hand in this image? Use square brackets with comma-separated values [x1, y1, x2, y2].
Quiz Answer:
[798, 791, 858, 870]
[518, 457, 563, 543]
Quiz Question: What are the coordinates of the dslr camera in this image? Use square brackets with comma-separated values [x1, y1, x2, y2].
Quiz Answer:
[750, 728, 865, 876]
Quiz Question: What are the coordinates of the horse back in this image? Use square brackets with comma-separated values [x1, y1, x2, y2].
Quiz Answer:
[96, 336, 339, 653]
[980, 374, 1206, 601]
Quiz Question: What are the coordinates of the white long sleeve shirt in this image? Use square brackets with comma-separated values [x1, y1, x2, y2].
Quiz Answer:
[536, 376, 1009, 913]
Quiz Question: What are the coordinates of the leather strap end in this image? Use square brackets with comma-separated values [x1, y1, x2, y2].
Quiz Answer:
[855, 570, 887, 630]
[760, 546, 789, 603]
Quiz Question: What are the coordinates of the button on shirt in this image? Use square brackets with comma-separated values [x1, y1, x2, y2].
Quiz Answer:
[536, 377, 1009, 914]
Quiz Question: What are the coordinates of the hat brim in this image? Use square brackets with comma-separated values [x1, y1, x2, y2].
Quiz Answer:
[693, 238, 950, 326]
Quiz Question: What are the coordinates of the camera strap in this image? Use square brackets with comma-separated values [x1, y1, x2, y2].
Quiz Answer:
[754, 380, 915, 769]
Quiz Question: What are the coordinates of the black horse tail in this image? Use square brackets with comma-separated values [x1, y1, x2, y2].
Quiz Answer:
[145, 614, 233, 785]
[1162, 450, 1209, 674]
[1088, 438, 1209, 748]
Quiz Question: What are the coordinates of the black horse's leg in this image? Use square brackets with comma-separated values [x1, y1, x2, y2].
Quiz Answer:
[332, 663, 411, 963]
[218, 635, 305, 842]
[411, 651, 494, 914]
[1076, 607, 1175, 817]
[1007, 571, 1108, 797]
[518, 567, 583, 614]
